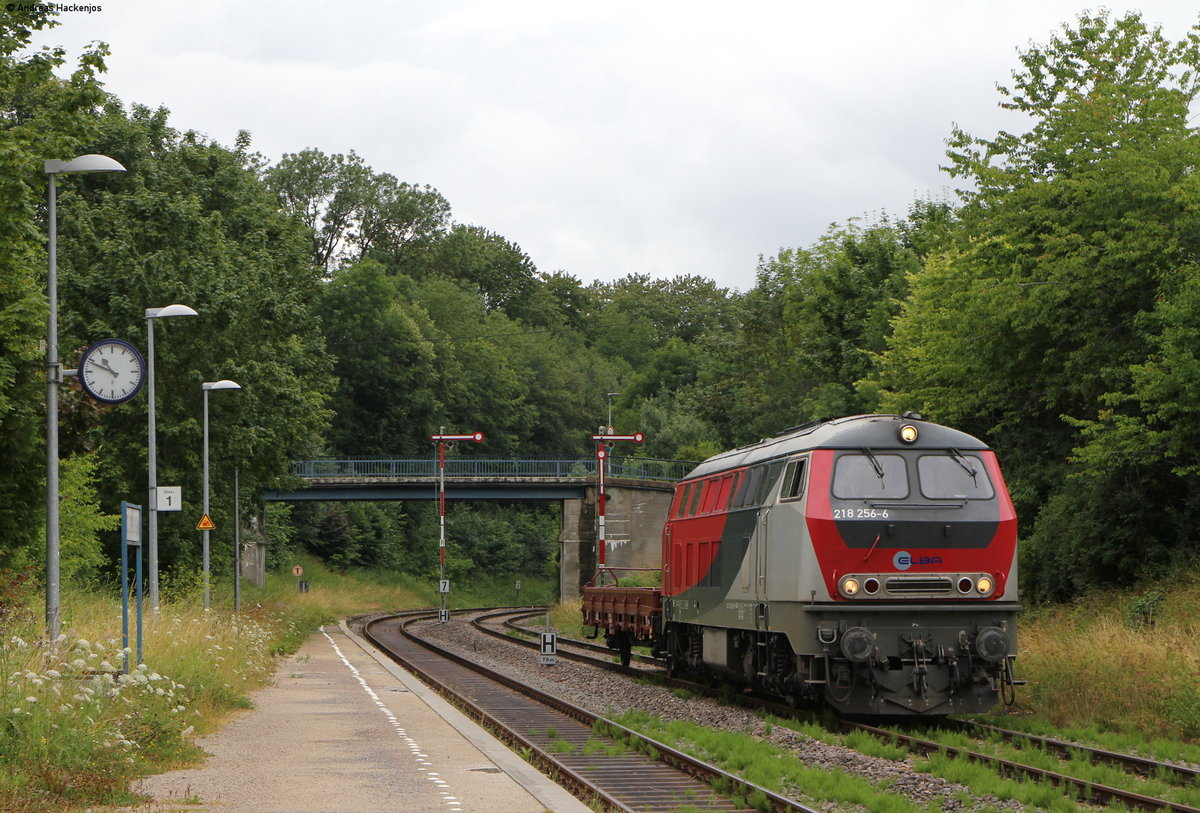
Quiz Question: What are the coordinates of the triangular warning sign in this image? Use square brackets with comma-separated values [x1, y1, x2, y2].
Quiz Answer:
[196, 513, 216, 531]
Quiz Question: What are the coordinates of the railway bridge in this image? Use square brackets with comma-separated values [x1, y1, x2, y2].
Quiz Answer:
[262, 456, 692, 598]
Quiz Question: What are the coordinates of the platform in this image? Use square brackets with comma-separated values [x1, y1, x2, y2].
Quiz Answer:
[125, 622, 587, 812]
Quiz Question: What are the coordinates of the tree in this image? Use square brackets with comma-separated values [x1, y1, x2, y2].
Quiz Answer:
[876, 10, 1200, 600]
[0, 11, 113, 566]
[264, 148, 451, 276]
[317, 261, 443, 455]
[724, 217, 922, 442]
[54, 103, 335, 574]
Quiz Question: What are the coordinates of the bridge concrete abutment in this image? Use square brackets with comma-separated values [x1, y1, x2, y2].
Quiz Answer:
[558, 485, 672, 600]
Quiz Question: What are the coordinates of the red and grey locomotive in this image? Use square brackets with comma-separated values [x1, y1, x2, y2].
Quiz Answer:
[583, 414, 1020, 717]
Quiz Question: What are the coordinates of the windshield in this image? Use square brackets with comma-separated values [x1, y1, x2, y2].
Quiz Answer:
[831, 454, 909, 499]
[918, 454, 994, 499]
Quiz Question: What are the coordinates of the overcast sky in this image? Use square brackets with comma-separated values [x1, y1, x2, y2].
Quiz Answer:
[31, 1, 1200, 291]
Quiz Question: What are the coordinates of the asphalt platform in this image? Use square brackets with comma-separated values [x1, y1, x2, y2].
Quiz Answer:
[124, 621, 588, 813]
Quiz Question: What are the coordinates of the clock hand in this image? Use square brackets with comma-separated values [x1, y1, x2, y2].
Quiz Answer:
[90, 358, 120, 377]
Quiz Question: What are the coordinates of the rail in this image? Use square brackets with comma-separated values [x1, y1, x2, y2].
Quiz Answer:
[290, 455, 694, 483]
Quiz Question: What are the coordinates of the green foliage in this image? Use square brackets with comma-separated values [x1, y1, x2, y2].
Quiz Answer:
[724, 216, 925, 442]
[57, 453, 119, 585]
[877, 10, 1200, 600]
[49, 104, 335, 576]
[0, 13, 111, 563]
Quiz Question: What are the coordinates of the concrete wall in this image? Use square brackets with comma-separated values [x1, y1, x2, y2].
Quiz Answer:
[559, 484, 672, 600]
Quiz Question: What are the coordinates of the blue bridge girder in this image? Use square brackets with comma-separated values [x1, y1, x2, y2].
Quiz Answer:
[263, 456, 693, 502]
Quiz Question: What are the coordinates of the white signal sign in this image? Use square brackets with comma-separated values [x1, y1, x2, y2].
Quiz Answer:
[539, 632, 558, 666]
[439, 579, 450, 594]
[438, 608, 450, 623]
[591, 432, 645, 443]
[431, 431, 485, 443]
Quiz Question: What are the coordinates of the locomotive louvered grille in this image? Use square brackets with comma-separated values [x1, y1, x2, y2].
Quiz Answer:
[885, 577, 953, 594]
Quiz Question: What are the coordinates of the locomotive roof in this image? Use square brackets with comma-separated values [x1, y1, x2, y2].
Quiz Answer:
[684, 414, 991, 480]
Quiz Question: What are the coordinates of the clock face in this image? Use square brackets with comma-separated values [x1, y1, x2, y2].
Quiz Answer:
[79, 339, 146, 404]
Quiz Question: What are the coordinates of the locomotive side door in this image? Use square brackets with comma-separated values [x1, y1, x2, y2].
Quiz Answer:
[753, 461, 786, 623]
[765, 456, 810, 602]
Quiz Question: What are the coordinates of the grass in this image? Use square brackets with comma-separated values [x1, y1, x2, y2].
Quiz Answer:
[611, 709, 934, 812]
[0, 556, 556, 812]
[994, 573, 1200, 745]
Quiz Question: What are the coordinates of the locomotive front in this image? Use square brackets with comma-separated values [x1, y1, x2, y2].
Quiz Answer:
[659, 414, 1020, 717]
[796, 416, 1020, 715]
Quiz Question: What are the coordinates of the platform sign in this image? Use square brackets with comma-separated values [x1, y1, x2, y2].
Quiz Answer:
[123, 503, 142, 545]
[539, 631, 558, 666]
[154, 486, 182, 512]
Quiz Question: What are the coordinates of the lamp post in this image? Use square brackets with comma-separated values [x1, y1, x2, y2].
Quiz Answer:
[44, 154, 126, 638]
[146, 304, 197, 611]
[202, 379, 241, 610]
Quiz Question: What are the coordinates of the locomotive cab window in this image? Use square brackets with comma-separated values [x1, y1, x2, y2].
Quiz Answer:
[918, 453, 995, 500]
[831, 453, 909, 499]
[735, 466, 764, 508]
[755, 461, 785, 504]
[780, 458, 808, 501]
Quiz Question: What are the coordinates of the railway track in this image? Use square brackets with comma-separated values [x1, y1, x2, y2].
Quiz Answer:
[490, 607, 1200, 813]
[363, 609, 820, 812]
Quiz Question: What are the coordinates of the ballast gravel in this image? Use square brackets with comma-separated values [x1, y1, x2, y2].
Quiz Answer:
[412, 613, 1035, 813]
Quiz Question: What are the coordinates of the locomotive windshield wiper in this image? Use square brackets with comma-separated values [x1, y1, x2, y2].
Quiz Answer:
[950, 448, 978, 482]
[862, 447, 885, 481]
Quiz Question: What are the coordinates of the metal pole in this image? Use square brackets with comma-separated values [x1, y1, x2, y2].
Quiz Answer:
[597, 441, 607, 568]
[438, 437, 446, 622]
[46, 173, 61, 639]
[135, 541, 143, 665]
[233, 468, 240, 612]
[120, 503, 129, 674]
[146, 315, 159, 610]
[202, 388, 210, 610]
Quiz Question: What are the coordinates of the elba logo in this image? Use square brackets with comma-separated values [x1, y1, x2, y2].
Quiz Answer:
[892, 551, 943, 571]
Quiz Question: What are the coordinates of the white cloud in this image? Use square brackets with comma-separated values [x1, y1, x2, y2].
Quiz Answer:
[32, 0, 1200, 290]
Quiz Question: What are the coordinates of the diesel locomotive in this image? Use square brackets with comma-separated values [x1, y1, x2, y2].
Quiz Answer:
[582, 414, 1021, 717]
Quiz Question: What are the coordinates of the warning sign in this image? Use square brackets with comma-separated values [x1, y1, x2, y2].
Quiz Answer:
[196, 513, 215, 531]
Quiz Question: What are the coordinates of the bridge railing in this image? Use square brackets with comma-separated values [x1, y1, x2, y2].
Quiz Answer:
[290, 456, 695, 483]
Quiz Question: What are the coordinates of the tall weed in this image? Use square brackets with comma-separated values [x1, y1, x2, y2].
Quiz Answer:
[1010, 576, 1200, 741]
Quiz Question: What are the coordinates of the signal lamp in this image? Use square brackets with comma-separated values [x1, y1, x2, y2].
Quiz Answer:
[863, 578, 880, 595]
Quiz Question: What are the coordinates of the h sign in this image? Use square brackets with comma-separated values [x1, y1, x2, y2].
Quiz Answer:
[540, 632, 557, 656]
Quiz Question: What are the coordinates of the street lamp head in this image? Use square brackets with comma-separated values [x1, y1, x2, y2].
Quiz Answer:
[202, 380, 242, 391]
[44, 154, 127, 175]
[146, 304, 199, 319]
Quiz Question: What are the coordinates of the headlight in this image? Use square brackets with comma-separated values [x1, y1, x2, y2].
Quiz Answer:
[976, 576, 994, 595]
[899, 424, 919, 444]
[841, 577, 861, 596]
